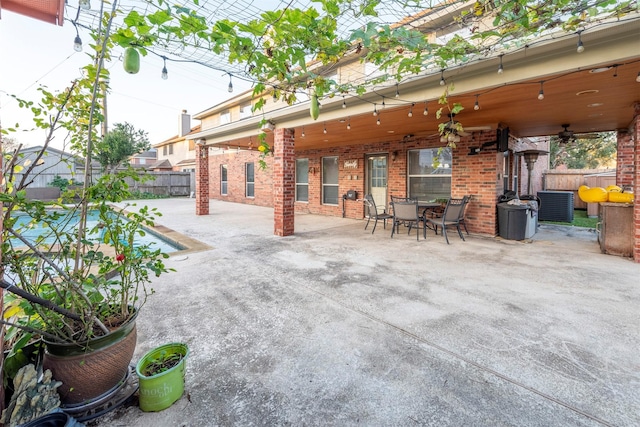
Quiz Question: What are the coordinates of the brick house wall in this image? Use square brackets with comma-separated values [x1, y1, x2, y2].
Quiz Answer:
[208, 150, 274, 207]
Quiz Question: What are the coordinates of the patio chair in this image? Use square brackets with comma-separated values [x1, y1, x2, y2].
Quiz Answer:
[424, 196, 469, 244]
[363, 194, 393, 234]
[390, 198, 422, 241]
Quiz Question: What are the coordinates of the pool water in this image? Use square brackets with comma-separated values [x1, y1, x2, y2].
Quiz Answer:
[10, 210, 182, 254]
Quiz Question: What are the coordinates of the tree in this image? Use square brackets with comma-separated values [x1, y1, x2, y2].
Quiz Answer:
[93, 122, 149, 173]
[550, 133, 617, 170]
[0, 136, 20, 154]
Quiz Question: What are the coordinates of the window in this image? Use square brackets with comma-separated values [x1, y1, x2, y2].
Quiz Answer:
[220, 165, 228, 195]
[168, 144, 174, 155]
[163, 146, 167, 156]
[220, 110, 231, 124]
[322, 156, 339, 205]
[245, 162, 255, 198]
[407, 148, 452, 200]
[239, 103, 252, 119]
[296, 158, 309, 202]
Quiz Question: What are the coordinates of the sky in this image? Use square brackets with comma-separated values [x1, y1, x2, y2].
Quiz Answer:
[0, 10, 252, 151]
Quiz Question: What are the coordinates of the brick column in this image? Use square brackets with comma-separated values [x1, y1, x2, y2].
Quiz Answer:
[195, 143, 209, 216]
[632, 105, 640, 263]
[273, 128, 295, 236]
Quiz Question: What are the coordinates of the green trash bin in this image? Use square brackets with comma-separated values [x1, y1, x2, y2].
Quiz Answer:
[497, 202, 530, 240]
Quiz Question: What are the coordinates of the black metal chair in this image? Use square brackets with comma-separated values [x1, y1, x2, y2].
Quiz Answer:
[390, 198, 422, 241]
[363, 194, 393, 234]
[424, 196, 469, 244]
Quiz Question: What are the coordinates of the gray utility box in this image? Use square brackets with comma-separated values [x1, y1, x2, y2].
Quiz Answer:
[498, 202, 537, 240]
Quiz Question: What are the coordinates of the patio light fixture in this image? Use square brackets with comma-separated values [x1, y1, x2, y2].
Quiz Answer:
[538, 81, 545, 100]
[408, 103, 414, 117]
[347, 117, 351, 130]
[161, 57, 168, 80]
[423, 102, 429, 116]
[636, 71, 640, 83]
[301, 126, 305, 137]
[323, 123, 327, 134]
[576, 31, 585, 53]
[439, 69, 446, 86]
[73, 33, 83, 52]
[342, 96, 346, 109]
[373, 103, 378, 116]
[474, 95, 480, 110]
[395, 83, 400, 98]
[497, 54, 504, 74]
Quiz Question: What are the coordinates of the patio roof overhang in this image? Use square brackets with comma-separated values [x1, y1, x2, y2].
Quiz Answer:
[0, 0, 65, 25]
[192, 16, 640, 151]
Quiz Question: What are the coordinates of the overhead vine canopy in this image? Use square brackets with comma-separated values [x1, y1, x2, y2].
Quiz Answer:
[69, 0, 637, 101]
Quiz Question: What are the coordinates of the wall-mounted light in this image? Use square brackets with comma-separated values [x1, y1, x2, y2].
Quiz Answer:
[391, 151, 398, 161]
[308, 166, 316, 174]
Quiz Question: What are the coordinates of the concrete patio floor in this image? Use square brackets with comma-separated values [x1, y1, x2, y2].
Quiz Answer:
[90, 198, 639, 427]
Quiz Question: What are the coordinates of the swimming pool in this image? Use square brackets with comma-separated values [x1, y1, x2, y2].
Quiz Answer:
[10, 209, 183, 254]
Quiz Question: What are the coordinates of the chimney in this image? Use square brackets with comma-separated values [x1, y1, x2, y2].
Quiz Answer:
[179, 110, 191, 137]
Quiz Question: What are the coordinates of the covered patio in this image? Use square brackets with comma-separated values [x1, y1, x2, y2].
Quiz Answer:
[93, 197, 640, 426]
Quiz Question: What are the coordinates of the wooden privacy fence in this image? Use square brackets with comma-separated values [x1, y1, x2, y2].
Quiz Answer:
[543, 169, 615, 210]
[21, 171, 194, 199]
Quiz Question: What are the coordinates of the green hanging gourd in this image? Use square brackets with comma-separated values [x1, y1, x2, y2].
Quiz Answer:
[123, 47, 140, 74]
[310, 94, 320, 120]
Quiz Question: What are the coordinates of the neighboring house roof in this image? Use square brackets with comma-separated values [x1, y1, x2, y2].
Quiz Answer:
[175, 159, 196, 166]
[132, 150, 157, 159]
[150, 159, 172, 169]
[153, 125, 201, 148]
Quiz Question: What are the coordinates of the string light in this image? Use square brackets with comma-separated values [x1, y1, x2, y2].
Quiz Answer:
[538, 81, 545, 100]
[347, 117, 351, 130]
[373, 103, 378, 116]
[474, 95, 480, 110]
[79, 0, 91, 10]
[227, 74, 233, 92]
[381, 97, 386, 108]
[301, 126, 305, 137]
[636, 71, 640, 83]
[423, 102, 428, 116]
[408, 103, 414, 117]
[73, 33, 83, 52]
[342, 96, 346, 109]
[323, 123, 327, 134]
[376, 116, 381, 125]
[439, 69, 446, 86]
[161, 57, 168, 80]
[576, 31, 585, 53]
[497, 54, 504, 74]
[395, 83, 400, 98]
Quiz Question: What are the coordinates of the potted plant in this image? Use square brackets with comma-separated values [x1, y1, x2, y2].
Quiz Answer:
[135, 343, 189, 412]
[0, 5, 172, 420]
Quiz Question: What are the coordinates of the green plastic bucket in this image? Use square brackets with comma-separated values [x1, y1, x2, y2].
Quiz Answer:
[136, 343, 189, 412]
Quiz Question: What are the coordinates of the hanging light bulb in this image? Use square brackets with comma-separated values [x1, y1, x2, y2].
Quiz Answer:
[395, 83, 400, 98]
[423, 102, 429, 116]
[323, 123, 327, 134]
[79, 0, 91, 10]
[538, 81, 545, 100]
[342, 96, 346, 109]
[439, 69, 446, 86]
[161, 57, 168, 80]
[73, 34, 83, 52]
[373, 103, 378, 116]
[474, 95, 480, 111]
[227, 74, 233, 92]
[301, 126, 305, 137]
[576, 31, 585, 53]
[376, 116, 381, 125]
[381, 97, 386, 108]
[408, 103, 414, 118]
[636, 71, 640, 83]
[497, 54, 504, 74]
[347, 117, 351, 130]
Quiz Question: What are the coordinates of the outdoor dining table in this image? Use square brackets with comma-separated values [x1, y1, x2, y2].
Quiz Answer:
[417, 201, 441, 216]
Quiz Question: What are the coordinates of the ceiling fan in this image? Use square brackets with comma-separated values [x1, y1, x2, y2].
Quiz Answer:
[557, 124, 599, 144]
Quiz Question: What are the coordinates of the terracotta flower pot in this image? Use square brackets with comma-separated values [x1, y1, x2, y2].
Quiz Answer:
[42, 311, 138, 405]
